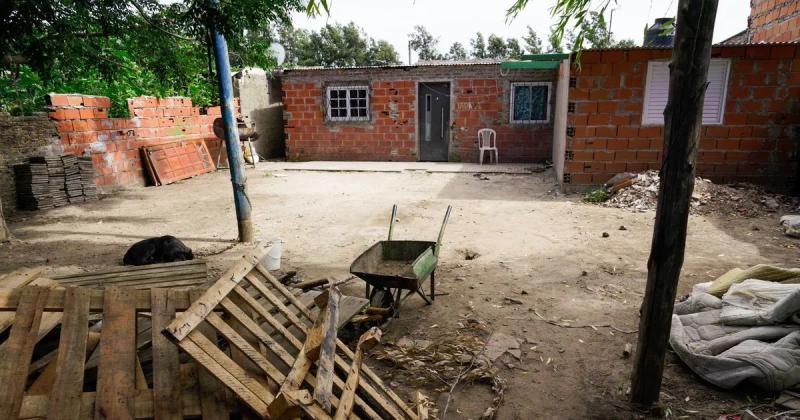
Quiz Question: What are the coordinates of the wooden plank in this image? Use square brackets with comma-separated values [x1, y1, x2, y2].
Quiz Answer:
[314, 287, 341, 413]
[20, 390, 207, 420]
[53, 260, 205, 280]
[165, 242, 270, 341]
[0, 288, 195, 312]
[205, 312, 285, 388]
[191, 289, 232, 420]
[219, 297, 295, 368]
[265, 280, 413, 419]
[254, 263, 313, 320]
[58, 272, 207, 289]
[334, 328, 382, 420]
[95, 287, 137, 420]
[29, 331, 99, 396]
[180, 330, 271, 416]
[414, 392, 430, 420]
[55, 265, 206, 284]
[44, 288, 91, 420]
[0, 287, 48, 419]
[0, 267, 42, 288]
[151, 288, 182, 420]
[245, 273, 308, 331]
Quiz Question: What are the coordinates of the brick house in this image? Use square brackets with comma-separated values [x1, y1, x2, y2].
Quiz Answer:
[280, 58, 570, 164]
[279, 41, 799, 191]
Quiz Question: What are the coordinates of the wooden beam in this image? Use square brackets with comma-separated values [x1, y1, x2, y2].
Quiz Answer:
[0, 287, 48, 419]
[165, 242, 270, 341]
[314, 287, 341, 413]
[95, 287, 137, 419]
[630, 0, 720, 408]
[333, 327, 382, 420]
[0, 288, 196, 312]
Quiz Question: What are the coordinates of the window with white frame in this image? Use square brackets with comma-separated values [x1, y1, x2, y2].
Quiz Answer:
[643, 59, 731, 125]
[510, 82, 551, 123]
[326, 86, 369, 121]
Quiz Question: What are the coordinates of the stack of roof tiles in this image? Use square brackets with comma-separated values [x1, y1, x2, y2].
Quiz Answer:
[13, 154, 98, 210]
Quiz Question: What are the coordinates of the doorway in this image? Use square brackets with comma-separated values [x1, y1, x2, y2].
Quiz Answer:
[417, 82, 450, 161]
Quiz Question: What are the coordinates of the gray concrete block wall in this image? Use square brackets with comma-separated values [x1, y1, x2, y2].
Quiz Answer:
[0, 113, 63, 213]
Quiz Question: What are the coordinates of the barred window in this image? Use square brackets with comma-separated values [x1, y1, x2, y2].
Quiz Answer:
[326, 86, 369, 121]
[510, 82, 551, 123]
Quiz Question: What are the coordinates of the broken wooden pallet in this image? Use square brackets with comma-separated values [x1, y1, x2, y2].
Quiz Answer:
[164, 242, 417, 419]
[52, 260, 208, 290]
[0, 286, 239, 420]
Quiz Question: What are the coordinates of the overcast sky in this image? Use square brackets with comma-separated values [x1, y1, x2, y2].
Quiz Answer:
[291, 0, 751, 64]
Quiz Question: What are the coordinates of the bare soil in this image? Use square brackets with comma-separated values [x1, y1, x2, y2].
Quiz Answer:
[1, 167, 799, 419]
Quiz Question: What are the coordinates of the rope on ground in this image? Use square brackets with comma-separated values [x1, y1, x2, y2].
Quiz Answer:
[508, 309, 638, 335]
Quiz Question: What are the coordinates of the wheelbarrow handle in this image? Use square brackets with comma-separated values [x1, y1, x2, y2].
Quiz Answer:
[388, 204, 398, 241]
[435, 205, 452, 257]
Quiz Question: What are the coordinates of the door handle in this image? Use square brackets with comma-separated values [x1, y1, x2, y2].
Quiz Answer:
[440, 108, 444, 139]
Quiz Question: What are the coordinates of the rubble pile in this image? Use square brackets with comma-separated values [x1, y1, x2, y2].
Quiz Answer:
[601, 171, 798, 217]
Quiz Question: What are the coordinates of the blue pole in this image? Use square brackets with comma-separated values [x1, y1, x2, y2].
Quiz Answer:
[210, 6, 254, 242]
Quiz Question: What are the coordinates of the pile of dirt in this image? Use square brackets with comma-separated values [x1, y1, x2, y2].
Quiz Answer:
[601, 171, 799, 217]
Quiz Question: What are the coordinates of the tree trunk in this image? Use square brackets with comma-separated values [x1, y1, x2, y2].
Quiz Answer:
[630, 0, 718, 408]
[0, 197, 11, 242]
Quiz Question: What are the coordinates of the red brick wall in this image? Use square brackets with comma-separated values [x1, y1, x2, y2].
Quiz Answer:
[452, 79, 553, 163]
[48, 94, 234, 189]
[281, 65, 557, 163]
[565, 45, 800, 188]
[750, 0, 800, 43]
[283, 81, 417, 161]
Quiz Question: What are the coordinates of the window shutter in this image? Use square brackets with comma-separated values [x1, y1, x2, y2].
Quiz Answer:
[642, 61, 670, 125]
[702, 60, 730, 124]
[642, 59, 730, 125]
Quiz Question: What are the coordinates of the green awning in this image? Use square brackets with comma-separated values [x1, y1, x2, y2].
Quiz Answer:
[519, 53, 570, 61]
[500, 61, 561, 70]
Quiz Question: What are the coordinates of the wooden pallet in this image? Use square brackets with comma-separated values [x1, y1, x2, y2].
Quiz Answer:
[0, 286, 239, 420]
[165, 242, 417, 419]
[52, 260, 208, 290]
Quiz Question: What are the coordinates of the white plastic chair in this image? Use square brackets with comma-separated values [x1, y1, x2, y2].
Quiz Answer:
[478, 128, 498, 165]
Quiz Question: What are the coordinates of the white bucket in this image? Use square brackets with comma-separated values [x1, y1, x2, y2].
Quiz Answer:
[265, 239, 283, 270]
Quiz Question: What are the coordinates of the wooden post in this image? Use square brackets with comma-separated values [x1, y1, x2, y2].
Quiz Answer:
[630, 0, 719, 407]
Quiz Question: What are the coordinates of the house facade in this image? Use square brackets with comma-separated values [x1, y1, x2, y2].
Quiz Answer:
[279, 59, 569, 164]
[279, 42, 799, 191]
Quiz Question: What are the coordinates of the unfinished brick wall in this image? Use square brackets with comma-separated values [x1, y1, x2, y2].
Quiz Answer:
[453, 78, 553, 163]
[281, 65, 557, 163]
[283, 81, 417, 161]
[48, 94, 232, 188]
[0, 113, 63, 212]
[750, 0, 800, 43]
[565, 45, 800, 189]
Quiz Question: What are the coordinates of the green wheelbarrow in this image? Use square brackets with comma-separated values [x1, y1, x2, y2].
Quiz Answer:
[350, 204, 452, 316]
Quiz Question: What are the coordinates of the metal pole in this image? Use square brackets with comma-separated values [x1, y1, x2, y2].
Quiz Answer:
[210, 3, 254, 242]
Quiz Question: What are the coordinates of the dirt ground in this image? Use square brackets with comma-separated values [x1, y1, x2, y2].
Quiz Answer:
[1, 166, 798, 419]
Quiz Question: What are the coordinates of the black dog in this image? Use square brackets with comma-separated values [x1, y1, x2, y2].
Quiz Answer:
[123, 235, 194, 266]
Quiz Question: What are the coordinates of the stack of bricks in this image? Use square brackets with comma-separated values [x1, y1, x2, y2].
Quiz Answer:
[749, 0, 800, 43]
[283, 81, 417, 161]
[47, 94, 235, 189]
[452, 77, 554, 163]
[564, 44, 800, 189]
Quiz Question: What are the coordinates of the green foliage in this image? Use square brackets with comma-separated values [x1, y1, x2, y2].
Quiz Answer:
[447, 42, 468, 60]
[523, 26, 543, 54]
[505, 38, 524, 59]
[584, 189, 610, 203]
[487, 34, 509, 58]
[279, 22, 400, 67]
[470, 33, 488, 59]
[507, 0, 639, 55]
[409, 25, 442, 61]
[0, 0, 327, 116]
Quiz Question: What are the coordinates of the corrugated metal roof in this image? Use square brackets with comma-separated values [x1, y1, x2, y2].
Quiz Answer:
[279, 40, 800, 74]
[280, 59, 506, 73]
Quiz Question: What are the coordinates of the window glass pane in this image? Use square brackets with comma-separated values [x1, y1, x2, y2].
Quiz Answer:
[358, 99, 366, 107]
[359, 89, 367, 98]
[529, 85, 548, 121]
[358, 108, 367, 117]
[330, 90, 339, 99]
[513, 85, 532, 121]
[350, 99, 359, 107]
[349, 89, 359, 98]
